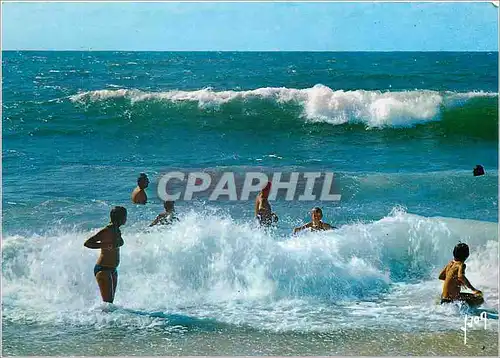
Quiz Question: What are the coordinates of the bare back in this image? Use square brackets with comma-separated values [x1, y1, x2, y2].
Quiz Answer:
[441, 260, 465, 299]
[93, 226, 122, 268]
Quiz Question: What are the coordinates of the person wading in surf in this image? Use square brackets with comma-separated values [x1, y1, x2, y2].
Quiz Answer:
[84, 206, 127, 304]
[150, 200, 179, 227]
[131, 173, 149, 205]
[255, 181, 278, 227]
[293, 207, 335, 234]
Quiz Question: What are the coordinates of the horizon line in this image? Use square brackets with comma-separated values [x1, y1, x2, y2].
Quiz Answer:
[2, 49, 499, 53]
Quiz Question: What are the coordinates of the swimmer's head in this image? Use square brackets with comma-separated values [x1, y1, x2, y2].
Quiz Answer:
[110, 206, 127, 226]
[473, 165, 485, 177]
[137, 173, 149, 189]
[164, 200, 175, 212]
[311, 207, 323, 221]
[453, 242, 470, 262]
[261, 181, 272, 198]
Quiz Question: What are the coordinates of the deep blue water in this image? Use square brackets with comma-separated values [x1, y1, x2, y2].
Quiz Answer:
[3, 52, 498, 232]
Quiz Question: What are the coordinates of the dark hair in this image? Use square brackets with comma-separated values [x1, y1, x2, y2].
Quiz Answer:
[473, 165, 485, 177]
[137, 173, 148, 184]
[453, 242, 470, 262]
[312, 207, 323, 216]
[164, 201, 174, 210]
[110, 206, 127, 225]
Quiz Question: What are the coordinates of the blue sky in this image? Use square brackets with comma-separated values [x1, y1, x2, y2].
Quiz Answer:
[2, 1, 498, 51]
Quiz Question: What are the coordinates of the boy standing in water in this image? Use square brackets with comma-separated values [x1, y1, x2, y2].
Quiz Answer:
[439, 242, 483, 306]
[293, 207, 336, 234]
[150, 201, 179, 227]
[84, 206, 127, 304]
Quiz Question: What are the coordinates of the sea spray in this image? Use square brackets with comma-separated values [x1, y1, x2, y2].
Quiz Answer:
[2, 209, 497, 331]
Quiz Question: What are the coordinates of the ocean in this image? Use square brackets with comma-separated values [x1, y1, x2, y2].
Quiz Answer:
[2, 51, 499, 355]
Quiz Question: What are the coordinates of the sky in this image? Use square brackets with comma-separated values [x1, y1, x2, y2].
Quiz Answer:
[1, 1, 499, 51]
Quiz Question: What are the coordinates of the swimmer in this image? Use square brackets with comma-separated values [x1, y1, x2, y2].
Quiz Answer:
[131, 173, 149, 204]
[255, 181, 278, 226]
[439, 242, 483, 306]
[293, 207, 336, 234]
[84, 206, 127, 304]
[473, 165, 485, 177]
[150, 201, 179, 227]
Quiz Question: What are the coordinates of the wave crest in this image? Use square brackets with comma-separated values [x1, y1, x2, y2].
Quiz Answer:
[70, 84, 497, 128]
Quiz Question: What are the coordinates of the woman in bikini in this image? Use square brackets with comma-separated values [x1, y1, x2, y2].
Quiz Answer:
[293, 207, 336, 234]
[84, 206, 127, 304]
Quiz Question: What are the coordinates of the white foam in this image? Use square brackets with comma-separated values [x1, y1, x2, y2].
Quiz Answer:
[2, 209, 498, 332]
[69, 84, 497, 128]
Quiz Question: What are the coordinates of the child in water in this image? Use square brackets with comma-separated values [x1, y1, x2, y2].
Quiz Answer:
[439, 242, 483, 306]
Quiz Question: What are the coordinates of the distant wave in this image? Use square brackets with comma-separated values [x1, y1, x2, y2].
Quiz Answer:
[70, 84, 497, 128]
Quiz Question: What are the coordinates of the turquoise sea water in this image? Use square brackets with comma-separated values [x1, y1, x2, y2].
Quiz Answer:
[2, 51, 499, 355]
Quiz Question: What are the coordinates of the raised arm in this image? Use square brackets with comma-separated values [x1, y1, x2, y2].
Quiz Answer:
[84, 229, 108, 249]
[84, 228, 118, 249]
